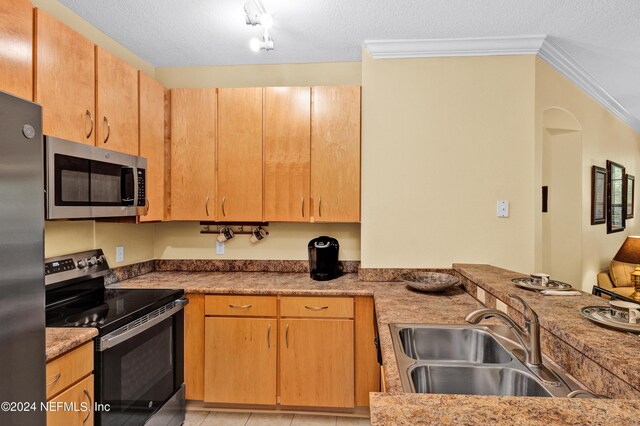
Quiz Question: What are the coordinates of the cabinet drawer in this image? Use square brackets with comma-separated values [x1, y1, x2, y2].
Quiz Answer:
[280, 297, 354, 318]
[47, 374, 94, 426]
[205, 295, 277, 317]
[46, 342, 93, 400]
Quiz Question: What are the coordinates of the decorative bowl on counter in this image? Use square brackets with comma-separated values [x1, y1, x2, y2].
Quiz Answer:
[401, 272, 460, 293]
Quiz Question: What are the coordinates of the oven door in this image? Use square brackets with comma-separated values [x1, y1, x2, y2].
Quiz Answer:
[96, 301, 185, 426]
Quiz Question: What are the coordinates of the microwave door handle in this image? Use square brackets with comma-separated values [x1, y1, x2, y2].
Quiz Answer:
[133, 167, 139, 207]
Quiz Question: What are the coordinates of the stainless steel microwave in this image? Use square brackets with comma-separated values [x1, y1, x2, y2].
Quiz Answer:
[45, 136, 147, 219]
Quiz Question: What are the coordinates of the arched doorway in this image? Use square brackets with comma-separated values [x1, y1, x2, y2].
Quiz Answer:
[541, 107, 583, 287]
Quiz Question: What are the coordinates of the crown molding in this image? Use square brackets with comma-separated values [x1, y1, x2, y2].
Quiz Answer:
[363, 35, 640, 133]
[363, 35, 546, 59]
[537, 39, 640, 133]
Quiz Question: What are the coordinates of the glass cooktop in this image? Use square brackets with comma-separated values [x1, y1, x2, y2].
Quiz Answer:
[46, 288, 184, 334]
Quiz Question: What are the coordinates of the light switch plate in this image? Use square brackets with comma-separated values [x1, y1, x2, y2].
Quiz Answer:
[116, 246, 124, 263]
[216, 241, 225, 255]
[497, 200, 509, 218]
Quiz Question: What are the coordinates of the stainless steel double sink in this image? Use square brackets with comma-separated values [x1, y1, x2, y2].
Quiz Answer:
[390, 324, 582, 397]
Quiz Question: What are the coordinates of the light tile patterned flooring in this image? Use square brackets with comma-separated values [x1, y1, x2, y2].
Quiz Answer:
[185, 410, 371, 426]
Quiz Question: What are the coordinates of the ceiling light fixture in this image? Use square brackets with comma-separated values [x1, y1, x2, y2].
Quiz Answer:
[250, 33, 274, 52]
[244, 0, 274, 52]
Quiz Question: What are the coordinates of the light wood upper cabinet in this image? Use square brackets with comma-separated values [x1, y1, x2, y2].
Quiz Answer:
[311, 86, 361, 222]
[217, 88, 263, 221]
[170, 88, 217, 221]
[264, 87, 311, 222]
[204, 317, 277, 405]
[95, 47, 139, 155]
[34, 9, 95, 145]
[0, 0, 32, 100]
[279, 318, 354, 408]
[138, 72, 165, 222]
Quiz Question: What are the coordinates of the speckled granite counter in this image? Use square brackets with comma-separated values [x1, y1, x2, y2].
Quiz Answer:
[46, 327, 97, 361]
[112, 269, 640, 425]
[370, 393, 640, 425]
[454, 264, 640, 398]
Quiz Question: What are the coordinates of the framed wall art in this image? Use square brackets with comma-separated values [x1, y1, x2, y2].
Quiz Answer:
[591, 165, 607, 225]
[607, 160, 626, 234]
[627, 174, 635, 219]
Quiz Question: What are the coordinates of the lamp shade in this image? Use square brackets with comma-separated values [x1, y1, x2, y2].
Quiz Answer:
[613, 236, 640, 264]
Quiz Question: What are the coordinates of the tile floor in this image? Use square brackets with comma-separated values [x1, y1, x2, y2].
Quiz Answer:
[184, 410, 371, 426]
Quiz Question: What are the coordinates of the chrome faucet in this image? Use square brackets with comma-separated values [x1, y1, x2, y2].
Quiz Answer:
[465, 294, 542, 366]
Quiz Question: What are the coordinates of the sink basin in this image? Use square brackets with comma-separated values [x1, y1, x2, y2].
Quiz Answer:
[410, 365, 552, 397]
[389, 324, 583, 398]
[398, 327, 512, 363]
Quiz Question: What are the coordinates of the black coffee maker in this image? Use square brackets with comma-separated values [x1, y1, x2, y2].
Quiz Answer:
[308, 236, 342, 281]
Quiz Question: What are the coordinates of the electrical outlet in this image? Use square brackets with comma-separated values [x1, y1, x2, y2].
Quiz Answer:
[497, 200, 509, 218]
[216, 241, 225, 255]
[116, 246, 124, 263]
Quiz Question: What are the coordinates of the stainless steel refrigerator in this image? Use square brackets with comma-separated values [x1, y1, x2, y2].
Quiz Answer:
[0, 90, 46, 425]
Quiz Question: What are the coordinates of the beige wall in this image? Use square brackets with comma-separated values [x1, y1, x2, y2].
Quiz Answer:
[360, 52, 537, 271]
[154, 222, 360, 261]
[31, 0, 154, 75]
[534, 58, 640, 291]
[45, 221, 155, 266]
[155, 62, 361, 88]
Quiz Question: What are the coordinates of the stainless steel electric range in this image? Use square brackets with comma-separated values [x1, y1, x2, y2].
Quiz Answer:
[45, 249, 186, 426]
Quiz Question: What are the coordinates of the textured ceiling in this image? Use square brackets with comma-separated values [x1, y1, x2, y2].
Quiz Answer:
[58, 0, 640, 120]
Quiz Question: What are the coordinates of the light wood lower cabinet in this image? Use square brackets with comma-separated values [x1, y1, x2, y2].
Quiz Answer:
[190, 294, 378, 410]
[279, 318, 355, 408]
[47, 374, 94, 426]
[46, 342, 94, 425]
[204, 317, 277, 405]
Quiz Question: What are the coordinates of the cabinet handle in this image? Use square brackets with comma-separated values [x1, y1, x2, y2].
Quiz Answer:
[103, 116, 111, 144]
[46, 372, 61, 387]
[228, 304, 252, 309]
[205, 196, 209, 216]
[146, 198, 150, 213]
[267, 323, 271, 349]
[304, 305, 329, 311]
[82, 388, 92, 424]
[222, 197, 226, 217]
[301, 197, 304, 218]
[285, 324, 289, 348]
[319, 197, 322, 217]
[85, 110, 94, 139]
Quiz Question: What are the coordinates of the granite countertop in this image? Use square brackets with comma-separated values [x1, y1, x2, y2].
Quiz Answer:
[454, 264, 640, 392]
[112, 269, 640, 425]
[46, 327, 98, 361]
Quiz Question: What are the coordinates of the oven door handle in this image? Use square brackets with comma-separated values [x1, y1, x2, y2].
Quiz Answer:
[97, 298, 189, 352]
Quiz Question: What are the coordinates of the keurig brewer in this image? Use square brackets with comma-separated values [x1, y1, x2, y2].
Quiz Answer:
[308, 236, 342, 281]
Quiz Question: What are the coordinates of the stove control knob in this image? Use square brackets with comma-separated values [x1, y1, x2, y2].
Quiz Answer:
[96, 255, 105, 265]
[87, 256, 97, 267]
[77, 259, 88, 269]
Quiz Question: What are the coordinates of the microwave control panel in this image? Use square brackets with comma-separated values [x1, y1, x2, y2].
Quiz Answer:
[137, 169, 146, 207]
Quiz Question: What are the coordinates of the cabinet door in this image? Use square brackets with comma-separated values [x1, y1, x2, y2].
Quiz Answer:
[184, 294, 204, 400]
[280, 318, 354, 408]
[264, 87, 311, 222]
[0, 0, 32, 99]
[96, 47, 139, 155]
[217, 88, 263, 221]
[34, 9, 95, 145]
[170, 88, 216, 221]
[311, 86, 361, 222]
[138, 72, 165, 222]
[204, 317, 276, 405]
[47, 374, 94, 426]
